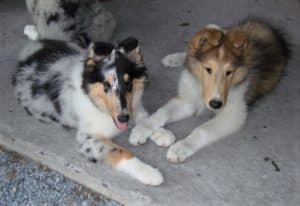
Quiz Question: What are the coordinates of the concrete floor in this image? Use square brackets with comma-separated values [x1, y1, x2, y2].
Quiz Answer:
[0, 0, 300, 206]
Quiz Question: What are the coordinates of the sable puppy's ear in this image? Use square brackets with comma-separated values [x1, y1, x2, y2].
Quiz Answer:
[189, 28, 224, 56]
[118, 37, 144, 66]
[225, 30, 249, 56]
[232, 67, 248, 86]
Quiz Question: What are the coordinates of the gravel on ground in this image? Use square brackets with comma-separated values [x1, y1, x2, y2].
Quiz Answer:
[0, 146, 122, 206]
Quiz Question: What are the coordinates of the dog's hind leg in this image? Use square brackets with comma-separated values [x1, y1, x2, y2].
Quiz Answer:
[76, 131, 163, 186]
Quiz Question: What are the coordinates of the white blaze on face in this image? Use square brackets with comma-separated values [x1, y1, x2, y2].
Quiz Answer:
[106, 69, 119, 92]
[213, 70, 222, 100]
[103, 67, 129, 129]
[212, 46, 227, 101]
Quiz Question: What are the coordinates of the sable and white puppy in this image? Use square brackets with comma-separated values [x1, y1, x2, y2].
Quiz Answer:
[25, 0, 116, 47]
[130, 18, 291, 163]
[13, 37, 163, 185]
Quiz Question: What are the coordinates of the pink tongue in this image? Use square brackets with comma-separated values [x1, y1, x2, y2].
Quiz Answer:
[116, 121, 129, 130]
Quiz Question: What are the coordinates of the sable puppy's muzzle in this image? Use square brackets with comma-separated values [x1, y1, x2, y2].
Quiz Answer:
[209, 99, 223, 110]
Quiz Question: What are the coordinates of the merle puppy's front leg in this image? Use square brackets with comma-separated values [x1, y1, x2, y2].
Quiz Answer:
[131, 78, 149, 124]
[76, 131, 163, 186]
[167, 95, 248, 163]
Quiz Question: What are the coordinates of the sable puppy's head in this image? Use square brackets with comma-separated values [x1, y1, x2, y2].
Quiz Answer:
[82, 37, 147, 130]
[187, 28, 249, 110]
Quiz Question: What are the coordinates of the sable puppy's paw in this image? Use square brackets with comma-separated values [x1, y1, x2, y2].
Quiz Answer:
[167, 140, 192, 163]
[162, 52, 186, 68]
[129, 124, 153, 146]
[151, 128, 176, 147]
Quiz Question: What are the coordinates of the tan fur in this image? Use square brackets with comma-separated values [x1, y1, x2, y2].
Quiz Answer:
[127, 78, 145, 113]
[87, 82, 119, 120]
[102, 139, 133, 167]
[123, 73, 129, 82]
[87, 77, 145, 121]
[186, 20, 287, 108]
[188, 28, 223, 57]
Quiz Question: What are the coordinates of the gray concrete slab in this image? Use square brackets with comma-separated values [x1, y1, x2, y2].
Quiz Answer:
[0, 0, 300, 205]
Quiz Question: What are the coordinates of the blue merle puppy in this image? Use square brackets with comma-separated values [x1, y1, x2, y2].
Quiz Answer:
[25, 0, 116, 47]
[12, 37, 163, 186]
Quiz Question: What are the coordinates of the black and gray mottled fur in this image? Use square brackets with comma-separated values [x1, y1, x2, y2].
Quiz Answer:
[26, 0, 116, 47]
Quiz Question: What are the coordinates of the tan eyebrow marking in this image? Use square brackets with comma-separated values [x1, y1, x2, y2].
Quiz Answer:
[123, 73, 129, 82]
[106, 74, 114, 85]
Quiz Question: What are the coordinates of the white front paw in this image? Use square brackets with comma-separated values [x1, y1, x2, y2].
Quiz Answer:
[137, 165, 164, 186]
[151, 128, 176, 147]
[24, 25, 38, 40]
[166, 140, 193, 163]
[129, 124, 153, 146]
[161, 52, 186, 68]
[117, 157, 163, 186]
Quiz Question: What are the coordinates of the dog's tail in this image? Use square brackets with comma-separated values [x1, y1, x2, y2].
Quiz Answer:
[239, 17, 292, 60]
[161, 52, 186, 68]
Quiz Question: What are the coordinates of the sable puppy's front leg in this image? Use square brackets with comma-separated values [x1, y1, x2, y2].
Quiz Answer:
[130, 70, 202, 147]
[167, 95, 248, 163]
[76, 132, 163, 186]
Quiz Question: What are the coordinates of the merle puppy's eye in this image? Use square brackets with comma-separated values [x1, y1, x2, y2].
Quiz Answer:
[103, 81, 111, 93]
[205, 67, 212, 74]
[226, 71, 233, 76]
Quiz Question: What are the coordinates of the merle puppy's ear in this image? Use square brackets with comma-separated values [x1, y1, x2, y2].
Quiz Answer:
[118, 37, 139, 52]
[93, 42, 114, 57]
[86, 43, 96, 68]
[86, 42, 114, 68]
[118, 37, 144, 66]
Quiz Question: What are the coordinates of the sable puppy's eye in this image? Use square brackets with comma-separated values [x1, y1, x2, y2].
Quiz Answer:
[226, 71, 233, 76]
[103, 81, 111, 92]
[205, 67, 212, 74]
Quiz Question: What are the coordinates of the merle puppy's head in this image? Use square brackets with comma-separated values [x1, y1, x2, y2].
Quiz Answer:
[82, 37, 147, 130]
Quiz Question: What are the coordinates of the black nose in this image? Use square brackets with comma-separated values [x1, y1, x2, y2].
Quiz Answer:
[209, 99, 223, 109]
[117, 114, 129, 123]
